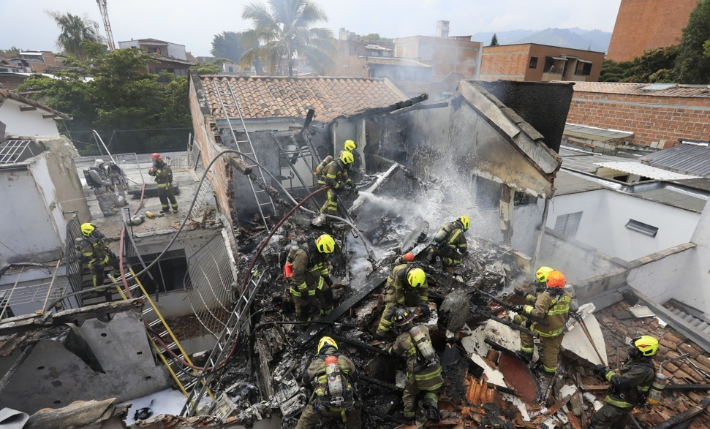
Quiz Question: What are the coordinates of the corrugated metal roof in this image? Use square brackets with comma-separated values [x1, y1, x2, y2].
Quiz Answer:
[558, 146, 642, 174]
[564, 123, 633, 142]
[595, 161, 700, 181]
[641, 143, 710, 177]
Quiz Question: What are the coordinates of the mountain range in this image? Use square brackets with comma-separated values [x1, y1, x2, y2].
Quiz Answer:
[471, 28, 612, 52]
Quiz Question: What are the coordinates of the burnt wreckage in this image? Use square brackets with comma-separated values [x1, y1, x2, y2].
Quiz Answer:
[184, 81, 576, 428]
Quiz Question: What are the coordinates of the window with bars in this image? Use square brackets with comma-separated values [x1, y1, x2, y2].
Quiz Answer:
[553, 212, 582, 237]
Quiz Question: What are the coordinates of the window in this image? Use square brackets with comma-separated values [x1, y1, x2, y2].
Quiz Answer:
[529, 57, 538, 69]
[128, 249, 190, 294]
[543, 56, 554, 72]
[514, 191, 536, 206]
[553, 212, 582, 237]
[228, 66, 234, 73]
[626, 219, 658, 237]
[575, 61, 593, 76]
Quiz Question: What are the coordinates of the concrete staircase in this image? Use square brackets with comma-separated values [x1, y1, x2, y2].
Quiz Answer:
[668, 305, 710, 335]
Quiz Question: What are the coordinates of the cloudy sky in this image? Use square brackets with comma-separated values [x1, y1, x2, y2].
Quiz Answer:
[1, 0, 622, 56]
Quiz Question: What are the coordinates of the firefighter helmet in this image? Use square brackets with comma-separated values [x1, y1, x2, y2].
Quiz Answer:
[151, 153, 162, 161]
[632, 335, 659, 357]
[339, 151, 354, 165]
[316, 234, 336, 254]
[317, 336, 338, 354]
[407, 268, 426, 288]
[80, 223, 96, 237]
[536, 266, 555, 283]
[344, 140, 356, 151]
[458, 215, 470, 231]
[546, 270, 566, 289]
[393, 307, 415, 326]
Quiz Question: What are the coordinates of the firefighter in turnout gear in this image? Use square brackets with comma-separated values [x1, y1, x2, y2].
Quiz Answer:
[427, 215, 469, 272]
[295, 336, 361, 429]
[148, 153, 178, 214]
[318, 151, 355, 215]
[514, 266, 555, 305]
[343, 139, 362, 177]
[588, 336, 658, 429]
[511, 270, 572, 373]
[286, 234, 336, 320]
[388, 308, 443, 422]
[375, 264, 429, 337]
[79, 223, 118, 299]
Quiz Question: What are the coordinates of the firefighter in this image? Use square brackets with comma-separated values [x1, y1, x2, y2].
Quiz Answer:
[318, 151, 355, 215]
[511, 270, 572, 373]
[85, 159, 118, 216]
[295, 336, 361, 429]
[588, 336, 658, 429]
[514, 266, 555, 304]
[375, 264, 429, 338]
[388, 308, 443, 422]
[286, 234, 336, 320]
[148, 153, 178, 214]
[79, 223, 118, 300]
[427, 215, 470, 272]
[343, 140, 362, 175]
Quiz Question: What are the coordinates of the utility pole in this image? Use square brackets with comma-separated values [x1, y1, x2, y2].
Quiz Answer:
[96, 0, 116, 50]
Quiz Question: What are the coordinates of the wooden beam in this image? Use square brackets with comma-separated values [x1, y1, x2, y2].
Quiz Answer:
[19, 106, 37, 112]
[42, 114, 55, 119]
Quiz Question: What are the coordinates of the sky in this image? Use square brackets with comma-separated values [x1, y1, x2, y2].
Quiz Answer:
[0, 0, 622, 56]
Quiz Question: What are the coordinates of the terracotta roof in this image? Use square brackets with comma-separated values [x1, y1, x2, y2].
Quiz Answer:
[570, 82, 710, 98]
[0, 89, 71, 120]
[200, 76, 409, 123]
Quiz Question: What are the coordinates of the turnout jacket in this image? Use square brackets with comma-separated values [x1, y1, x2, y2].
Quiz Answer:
[302, 349, 357, 408]
[320, 160, 352, 190]
[384, 264, 428, 306]
[389, 325, 443, 391]
[602, 358, 655, 409]
[289, 242, 330, 297]
[432, 221, 467, 253]
[522, 290, 572, 337]
[149, 161, 173, 186]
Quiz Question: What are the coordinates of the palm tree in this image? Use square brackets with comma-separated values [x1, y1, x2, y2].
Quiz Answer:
[47, 11, 101, 61]
[239, 0, 335, 76]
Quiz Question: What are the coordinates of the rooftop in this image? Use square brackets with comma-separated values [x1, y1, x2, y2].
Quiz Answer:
[200, 75, 409, 123]
[483, 43, 606, 54]
[564, 122, 634, 142]
[642, 142, 710, 178]
[571, 82, 710, 98]
[0, 89, 71, 120]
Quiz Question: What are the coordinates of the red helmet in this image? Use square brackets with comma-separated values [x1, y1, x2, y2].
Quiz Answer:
[546, 270, 566, 289]
[151, 153, 162, 161]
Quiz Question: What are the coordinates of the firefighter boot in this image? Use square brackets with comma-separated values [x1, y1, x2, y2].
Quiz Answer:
[426, 406, 440, 423]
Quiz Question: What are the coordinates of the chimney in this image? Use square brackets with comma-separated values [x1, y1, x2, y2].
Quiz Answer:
[436, 20, 449, 38]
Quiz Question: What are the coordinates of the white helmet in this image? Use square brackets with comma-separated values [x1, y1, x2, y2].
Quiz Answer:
[94, 159, 105, 168]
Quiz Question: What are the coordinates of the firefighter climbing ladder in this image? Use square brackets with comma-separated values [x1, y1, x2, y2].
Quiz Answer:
[181, 269, 266, 416]
[210, 79, 276, 231]
[113, 270, 213, 399]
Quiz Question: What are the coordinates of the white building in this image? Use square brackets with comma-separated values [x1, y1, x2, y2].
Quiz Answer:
[0, 89, 70, 136]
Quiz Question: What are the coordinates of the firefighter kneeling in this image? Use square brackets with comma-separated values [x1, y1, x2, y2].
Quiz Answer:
[388, 308, 443, 422]
[295, 336, 361, 429]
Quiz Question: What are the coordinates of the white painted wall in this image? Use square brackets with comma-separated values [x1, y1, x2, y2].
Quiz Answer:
[547, 190, 700, 261]
[0, 99, 60, 136]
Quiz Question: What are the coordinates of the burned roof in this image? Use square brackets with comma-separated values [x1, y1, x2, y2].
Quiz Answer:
[642, 143, 710, 178]
[0, 89, 71, 120]
[199, 75, 409, 123]
[571, 82, 710, 98]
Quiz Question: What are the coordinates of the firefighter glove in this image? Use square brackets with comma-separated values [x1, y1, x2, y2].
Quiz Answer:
[592, 364, 608, 377]
[511, 305, 524, 313]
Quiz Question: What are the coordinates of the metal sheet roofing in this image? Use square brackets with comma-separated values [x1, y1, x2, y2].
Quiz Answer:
[558, 146, 641, 174]
[564, 123, 634, 142]
[641, 143, 710, 177]
[594, 161, 700, 181]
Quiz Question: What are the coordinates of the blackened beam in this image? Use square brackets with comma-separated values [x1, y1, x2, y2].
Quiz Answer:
[666, 384, 710, 391]
[362, 406, 411, 425]
[327, 333, 389, 356]
[358, 374, 402, 392]
[649, 397, 710, 429]
[295, 273, 388, 346]
[389, 101, 449, 116]
[333, 94, 429, 122]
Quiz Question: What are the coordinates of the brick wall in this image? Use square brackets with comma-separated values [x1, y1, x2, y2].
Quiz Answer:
[480, 45, 530, 81]
[567, 91, 710, 148]
[330, 40, 369, 78]
[188, 76, 234, 228]
[607, 0, 700, 62]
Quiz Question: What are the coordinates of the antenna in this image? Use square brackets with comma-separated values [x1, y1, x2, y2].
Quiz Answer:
[96, 0, 116, 50]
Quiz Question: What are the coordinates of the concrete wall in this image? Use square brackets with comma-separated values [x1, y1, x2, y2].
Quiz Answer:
[547, 189, 700, 261]
[0, 309, 170, 414]
[607, 0, 700, 62]
[0, 99, 60, 136]
[566, 89, 710, 148]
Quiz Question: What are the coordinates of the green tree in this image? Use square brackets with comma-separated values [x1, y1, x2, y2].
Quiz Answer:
[490, 33, 499, 47]
[625, 46, 678, 82]
[704, 40, 710, 58]
[674, 0, 710, 83]
[193, 61, 222, 75]
[348, 33, 393, 44]
[18, 48, 190, 155]
[239, 0, 335, 76]
[46, 11, 101, 61]
[211, 31, 256, 64]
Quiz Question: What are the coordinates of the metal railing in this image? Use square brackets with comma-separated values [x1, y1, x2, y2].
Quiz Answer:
[64, 214, 84, 308]
[185, 235, 235, 337]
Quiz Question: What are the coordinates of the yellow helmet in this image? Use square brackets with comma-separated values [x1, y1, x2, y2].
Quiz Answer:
[81, 223, 95, 237]
[339, 151, 354, 165]
[344, 140, 356, 151]
[317, 336, 338, 354]
[632, 335, 659, 357]
[535, 266, 554, 283]
[458, 215, 470, 231]
[407, 268, 426, 288]
[316, 234, 335, 254]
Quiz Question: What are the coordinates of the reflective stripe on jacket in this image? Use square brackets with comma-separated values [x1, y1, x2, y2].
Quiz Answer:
[385, 264, 428, 306]
[523, 290, 572, 337]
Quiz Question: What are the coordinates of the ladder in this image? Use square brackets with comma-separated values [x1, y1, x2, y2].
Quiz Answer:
[113, 271, 213, 400]
[270, 133, 319, 212]
[181, 269, 266, 417]
[210, 80, 276, 231]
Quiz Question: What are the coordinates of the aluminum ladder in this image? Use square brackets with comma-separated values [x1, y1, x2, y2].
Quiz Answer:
[210, 80, 276, 231]
[181, 269, 266, 416]
[113, 270, 213, 400]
